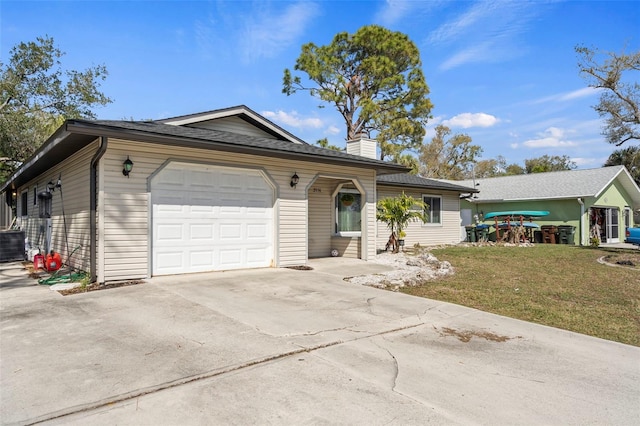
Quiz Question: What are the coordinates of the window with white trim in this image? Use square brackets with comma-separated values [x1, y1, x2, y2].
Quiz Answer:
[422, 195, 441, 224]
[335, 190, 361, 235]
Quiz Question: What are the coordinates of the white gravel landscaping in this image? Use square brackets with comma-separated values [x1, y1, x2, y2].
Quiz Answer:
[344, 250, 454, 290]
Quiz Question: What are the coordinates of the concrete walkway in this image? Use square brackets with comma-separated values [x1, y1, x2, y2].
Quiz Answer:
[1, 259, 639, 425]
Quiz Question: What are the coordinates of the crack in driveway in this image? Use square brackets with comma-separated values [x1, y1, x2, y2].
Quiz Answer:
[20, 322, 427, 426]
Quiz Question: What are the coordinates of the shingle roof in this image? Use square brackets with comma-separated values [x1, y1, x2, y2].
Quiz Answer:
[155, 105, 308, 145]
[377, 173, 478, 193]
[86, 119, 406, 171]
[1, 118, 409, 192]
[450, 166, 640, 206]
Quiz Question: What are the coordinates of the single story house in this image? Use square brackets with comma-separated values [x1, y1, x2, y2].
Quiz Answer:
[1, 106, 475, 282]
[456, 166, 640, 245]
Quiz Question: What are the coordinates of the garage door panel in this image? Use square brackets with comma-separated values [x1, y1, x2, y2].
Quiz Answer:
[247, 223, 268, 239]
[156, 223, 184, 242]
[219, 249, 242, 267]
[187, 204, 216, 215]
[246, 206, 271, 216]
[156, 251, 184, 269]
[219, 205, 243, 214]
[189, 250, 214, 268]
[189, 224, 214, 240]
[247, 248, 268, 264]
[152, 162, 273, 275]
[219, 223, 242, 239]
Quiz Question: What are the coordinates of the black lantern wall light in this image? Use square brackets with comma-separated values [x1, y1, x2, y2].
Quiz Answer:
[122, 156, 134, 177]
[290, 172, 299, 188]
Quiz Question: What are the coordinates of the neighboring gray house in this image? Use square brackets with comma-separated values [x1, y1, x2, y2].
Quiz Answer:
[1, 106, 475, 282]
[456, 166, 640, 245]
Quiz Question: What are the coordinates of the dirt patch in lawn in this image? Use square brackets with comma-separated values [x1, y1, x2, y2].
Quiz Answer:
[436, 326, 520, 343]
[601, 252, 640, 270]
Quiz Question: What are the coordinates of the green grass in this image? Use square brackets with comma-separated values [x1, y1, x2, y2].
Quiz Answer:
[402, 245, 640, 346]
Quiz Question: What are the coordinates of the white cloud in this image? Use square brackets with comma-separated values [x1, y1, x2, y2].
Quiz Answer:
[559, 87, 599, 101]
[428, 1, 498, 45]
[240, 2, 319, 63]
[522, 127, 578, 148]
[325, 125, 340, 135]
[262, 110, 323, 129]
[374, 0, 413, 26]
[430, 1, 548, 70]
[532, 87, 600, 104]
[443, 112, 498, 128]
[439, 43, 495, 70]
[374, 0, 442, 27]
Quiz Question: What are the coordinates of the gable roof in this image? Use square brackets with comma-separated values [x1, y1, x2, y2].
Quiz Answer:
[377, 173, 478, 194]
[1, 118, 409, 192]
[156, 105, 307, 145]
[453, 166, 640, 207]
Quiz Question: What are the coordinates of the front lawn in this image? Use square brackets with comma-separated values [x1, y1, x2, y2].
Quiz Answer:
[402, 245, 640, 346]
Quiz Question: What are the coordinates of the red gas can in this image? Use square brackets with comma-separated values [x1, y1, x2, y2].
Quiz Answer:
[45, 251, 62, 272]
[33, 253, 45, 270]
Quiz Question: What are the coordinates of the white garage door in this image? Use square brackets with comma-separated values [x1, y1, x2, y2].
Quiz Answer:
[151, 162, 274, 275]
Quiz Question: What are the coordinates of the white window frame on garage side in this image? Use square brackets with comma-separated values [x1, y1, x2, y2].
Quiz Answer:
[422, 194, 442, 225]
[624, 207, 631, 228]
[333, 188, 362, 237]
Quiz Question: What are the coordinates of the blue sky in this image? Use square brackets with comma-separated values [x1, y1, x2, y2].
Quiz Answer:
[2, 0, 639, 169]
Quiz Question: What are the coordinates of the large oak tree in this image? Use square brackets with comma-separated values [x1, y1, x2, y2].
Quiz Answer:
[576, 45, 639, 146]
[0, 36, 112, 184]
[283, 25, 433, 161]
[419, 125, 482, 180]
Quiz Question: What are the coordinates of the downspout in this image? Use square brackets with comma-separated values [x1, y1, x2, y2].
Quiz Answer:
[577, 198, 585, 246]
[90, 136, 108, 282]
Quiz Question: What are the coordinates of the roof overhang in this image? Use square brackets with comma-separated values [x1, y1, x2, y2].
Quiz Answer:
[2, 119, 408, 193]
[1, 125, 97, 192]
[376, 173, 479, 194]
[377, 180, 479, 194]
[156, 105, 308, 145]
[594, 167, 640, 208]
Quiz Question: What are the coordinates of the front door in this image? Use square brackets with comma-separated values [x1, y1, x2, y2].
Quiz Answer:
[590, 207, 620, 244]
[606, 208, 620, 243]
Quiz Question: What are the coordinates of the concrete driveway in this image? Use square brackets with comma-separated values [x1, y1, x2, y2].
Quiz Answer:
[1, 259, 639, 425]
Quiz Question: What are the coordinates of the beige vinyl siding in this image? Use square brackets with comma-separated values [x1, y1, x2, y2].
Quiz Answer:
[100, 139, 377, 281]
[376, 186, 462, 248]
[185, 117, 280, 140]
[308, 179, 333, 258]
[0, 192, 11, 230]
[330, 236, 361, 258]
[15, 141, 97, 271]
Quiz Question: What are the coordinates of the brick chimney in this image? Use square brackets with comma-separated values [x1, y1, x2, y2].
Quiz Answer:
[346, 135, 378, 160]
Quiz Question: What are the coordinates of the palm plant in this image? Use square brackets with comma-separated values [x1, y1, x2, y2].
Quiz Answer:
[376, 192, 428, 252]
